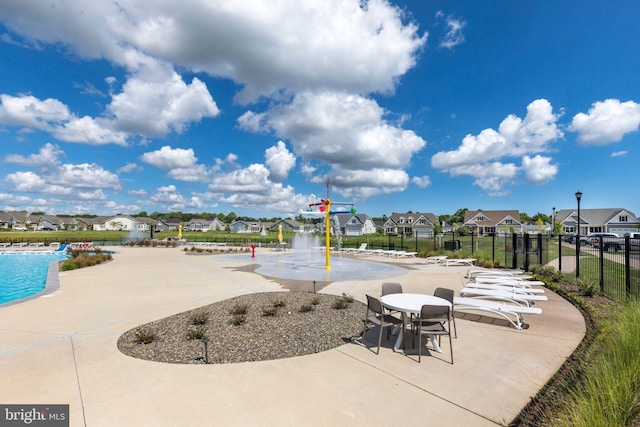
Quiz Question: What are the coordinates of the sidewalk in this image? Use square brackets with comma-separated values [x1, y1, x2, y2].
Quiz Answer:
[0, 247, 585, 426]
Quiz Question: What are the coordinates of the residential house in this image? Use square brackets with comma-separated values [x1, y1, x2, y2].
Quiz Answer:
[229, 219, 267, 234]
[522, 221, 552, 235]
[0, 210, 31, 230]
[269, 219, 314, 233]
[556, 208, 640, 236]
[35, 215, 66, 231]
[382, 212, 439, 237]
[331, 213, 376, 236]
[94, 215, 151, 232]
[463, 210, 523, 236]
[185, 218, 226, 232]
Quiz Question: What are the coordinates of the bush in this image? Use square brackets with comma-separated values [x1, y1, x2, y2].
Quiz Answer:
[230, 304, 248, 315]
[262, 307, 278, 317]
[577, 279, 599, 297]
[299, 303, 314, 313]
[186, 327, 207, 340]
[190, 311, 209, 325]
[134, 328, 156, 344]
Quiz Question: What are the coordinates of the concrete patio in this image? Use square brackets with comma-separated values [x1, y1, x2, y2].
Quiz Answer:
[0, 247, 585, 426]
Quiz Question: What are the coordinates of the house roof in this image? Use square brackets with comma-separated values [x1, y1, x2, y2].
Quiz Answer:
[464, 210, 521, 227]
[556, 208, 639, 225]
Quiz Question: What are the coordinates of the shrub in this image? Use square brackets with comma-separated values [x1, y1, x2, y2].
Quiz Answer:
[134, 328, 156, 344]
[299, 303, 314, 313]
[186, 327, 207, 340]
[340, 293, 355, 303]
[262, 307, 278, 317]
[332, 299, 349, 310]
[231, 314, 246, 326]
[60, 258, 78, 271]
[230, 304, 248, 315]
[190, 311, 209, 325]
[311, 297, 320, 305]
[272, 300, 286, 308]
[577, 279, 599, 297]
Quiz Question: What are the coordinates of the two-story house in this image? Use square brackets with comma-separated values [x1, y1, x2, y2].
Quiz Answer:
[383, 212, 439, 237]
[463, 210, 523, 236]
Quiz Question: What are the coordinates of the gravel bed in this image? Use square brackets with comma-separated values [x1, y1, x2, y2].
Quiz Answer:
[118, 292, 366, 364]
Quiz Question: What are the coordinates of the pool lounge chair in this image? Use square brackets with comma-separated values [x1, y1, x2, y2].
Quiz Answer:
[465, 282, 546, 294]
[458, 287, 547, 307]
[444, 258, 476, 266]
[341, 243, 367, 254]
[453, 296, 542, 330]
[424, 255, 448, 264]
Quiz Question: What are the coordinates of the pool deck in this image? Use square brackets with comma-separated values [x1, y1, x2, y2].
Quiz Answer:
[0, 247, 585, 426]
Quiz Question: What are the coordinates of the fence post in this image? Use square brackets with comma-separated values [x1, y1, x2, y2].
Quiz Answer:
[558, 234, 562, 271]
[625, 235, 631, 299]
[538, 233, 543, 265]
[598, 238, 605, 293]
[523, 233, 530, 272]
[511, 233, 518, 269]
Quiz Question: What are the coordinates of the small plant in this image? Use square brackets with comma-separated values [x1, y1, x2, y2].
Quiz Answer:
[332, 293, 355, 309]
[311, 297, 320, 305]
[332, 299, 349, 310]
[273, 300, 286, 308]
[577, 279, 599, 297]
[340, 293, 355, 303]
[262, 306, 278, 317]
[190, 311, 209, 325]
[186, 327, 206, 340]
[230, 304, 248, 316]
[134, 328, 156, 345]
[231, 314, 246, 326]
[299, 303, 314, 313]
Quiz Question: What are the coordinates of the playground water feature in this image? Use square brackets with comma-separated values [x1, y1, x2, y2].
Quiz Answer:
[221, 233, 406, 283]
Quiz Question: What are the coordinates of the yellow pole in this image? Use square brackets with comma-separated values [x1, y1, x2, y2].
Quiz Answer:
[325, 199, 331, 270]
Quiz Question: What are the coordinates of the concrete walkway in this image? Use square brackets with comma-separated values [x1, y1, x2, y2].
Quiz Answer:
[0, 247, 585, 426]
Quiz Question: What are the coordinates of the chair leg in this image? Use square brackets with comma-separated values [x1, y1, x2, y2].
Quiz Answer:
[452, 315, 458, 339]
[377, 324, 383, 354]
[449, 334, 454, 364]
[418, 329, 422, 363]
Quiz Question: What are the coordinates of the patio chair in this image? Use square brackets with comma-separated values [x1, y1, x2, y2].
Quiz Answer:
[413, 304, 453, 364]
[381, 282, 408, 325]
[434, 287, 457, 338]
[363, 294, 403, 354]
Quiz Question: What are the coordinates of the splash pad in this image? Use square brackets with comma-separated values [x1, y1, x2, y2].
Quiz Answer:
[220, 233, 406, 283]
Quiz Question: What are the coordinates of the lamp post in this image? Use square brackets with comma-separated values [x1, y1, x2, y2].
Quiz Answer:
[575, 191, 582, 278]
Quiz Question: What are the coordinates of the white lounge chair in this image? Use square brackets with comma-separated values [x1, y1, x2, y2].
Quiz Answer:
[465, 282, 546, 294]
[473, 277, 544, 287]
[458, 287, 547, 307]
[341, 243, 367, 254]
[453, 296, 542, 330]
[424, 255, 448, 264]
[444, 258, 476, 266]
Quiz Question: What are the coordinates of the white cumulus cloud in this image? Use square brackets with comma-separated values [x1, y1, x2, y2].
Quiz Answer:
[569, 99, 640, 145]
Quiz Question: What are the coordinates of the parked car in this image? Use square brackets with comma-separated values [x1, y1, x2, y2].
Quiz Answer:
[587, 232, 619, 246]
[564, 234, 589, 245]
[597, 234, 640, 252]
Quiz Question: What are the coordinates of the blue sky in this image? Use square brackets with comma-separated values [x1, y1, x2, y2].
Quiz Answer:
[1, 1, 639, 219]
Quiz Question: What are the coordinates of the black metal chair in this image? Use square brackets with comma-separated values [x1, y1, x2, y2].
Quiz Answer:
[363, 294, 403, 354]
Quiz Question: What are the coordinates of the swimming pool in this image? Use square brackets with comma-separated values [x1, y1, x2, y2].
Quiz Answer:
[0, 252, 70, 305]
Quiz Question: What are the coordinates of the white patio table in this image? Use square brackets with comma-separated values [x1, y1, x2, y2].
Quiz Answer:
[380, 293, 451, 353]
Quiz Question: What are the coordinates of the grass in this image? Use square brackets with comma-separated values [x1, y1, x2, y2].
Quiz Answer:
[550, 303, 640, 426]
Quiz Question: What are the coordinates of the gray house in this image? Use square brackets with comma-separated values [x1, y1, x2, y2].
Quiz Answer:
[383, 212, 439, 237]
[556, 208, 640, 236]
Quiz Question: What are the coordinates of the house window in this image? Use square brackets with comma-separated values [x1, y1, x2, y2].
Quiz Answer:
[477, 216, 484, 221]
[386, 227, 394, 233]
[408, 217, 414, 224]
[564, 226, 575, 233]
[418, 218, 426, 224]
[350, 219, 357, 224]
[399, 217, 405, 224]
[505, 219, 513, 224]
[619, 215, 628, 222]
[485, 227, 496, 234]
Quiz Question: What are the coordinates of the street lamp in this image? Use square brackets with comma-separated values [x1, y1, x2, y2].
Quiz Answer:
[575, 191, 582, 278]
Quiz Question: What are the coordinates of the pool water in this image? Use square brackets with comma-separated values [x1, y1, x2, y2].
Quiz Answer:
[0, 252, 69, 305]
